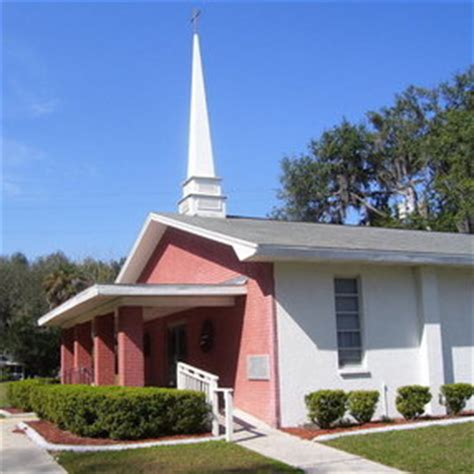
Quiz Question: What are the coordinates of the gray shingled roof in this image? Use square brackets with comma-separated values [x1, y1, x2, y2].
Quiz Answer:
[157, 212, 473, 260]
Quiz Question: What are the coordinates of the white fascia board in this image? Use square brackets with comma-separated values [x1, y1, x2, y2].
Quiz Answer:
[151, 213, 258, 260]
[115, 214, 167, 284]
[249, 245, 474, 267]
[100, 283, 248, 297]
[116, 213, 259, 285]
[38, 283, 248, 327]
[38, 285, 100, 327]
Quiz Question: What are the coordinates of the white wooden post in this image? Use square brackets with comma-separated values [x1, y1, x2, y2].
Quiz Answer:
[210, 381, 219, 436]
[223, 389, 233, 442]
[214, 388, 234, 441]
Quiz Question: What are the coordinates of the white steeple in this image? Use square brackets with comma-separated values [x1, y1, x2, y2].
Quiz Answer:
[178, 14, 226, 218]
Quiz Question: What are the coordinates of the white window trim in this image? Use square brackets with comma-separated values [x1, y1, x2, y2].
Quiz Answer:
[333, 276, 368, 373]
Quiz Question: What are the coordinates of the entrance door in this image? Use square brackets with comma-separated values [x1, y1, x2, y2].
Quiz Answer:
[167, 324, 187, 387]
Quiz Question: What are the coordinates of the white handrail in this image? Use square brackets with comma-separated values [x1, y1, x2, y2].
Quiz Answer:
[177, 362, 219, 384]
[176, 362, 233, 441]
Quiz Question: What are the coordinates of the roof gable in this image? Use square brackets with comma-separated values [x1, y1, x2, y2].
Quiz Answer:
[116, 213, 474, 283]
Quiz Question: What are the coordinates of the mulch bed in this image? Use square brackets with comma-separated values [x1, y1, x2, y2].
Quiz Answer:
[281, 411, 474, 440]
[24, 420, 212, 446]
[2, 407, 27, 414]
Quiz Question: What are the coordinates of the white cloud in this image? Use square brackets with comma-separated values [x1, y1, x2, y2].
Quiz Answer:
[4, 43, 60, 120]
[2, 139, 47, 198]
[2, 138, 45, 167]
[30, 97, 60, 117]
[3, 179, 22, 198]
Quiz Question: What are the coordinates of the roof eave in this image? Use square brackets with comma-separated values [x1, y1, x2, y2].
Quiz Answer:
[247, 245, 473, 267]
[38, 282, 248, 328]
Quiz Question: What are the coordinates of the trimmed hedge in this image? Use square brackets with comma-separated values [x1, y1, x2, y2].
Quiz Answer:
[305, 390, 348, 429]
[29, 384, 210, 440]
[6, 378, 58, 412]
[347, 390, 379, 424]
[396, 385, 432, 420]
[440, 383, 474, 415]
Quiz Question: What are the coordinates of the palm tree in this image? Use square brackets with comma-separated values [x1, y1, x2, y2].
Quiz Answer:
[43, 266, 90, 309]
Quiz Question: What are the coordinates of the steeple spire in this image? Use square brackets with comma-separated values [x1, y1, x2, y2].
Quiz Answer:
[178, 12, 226, 218]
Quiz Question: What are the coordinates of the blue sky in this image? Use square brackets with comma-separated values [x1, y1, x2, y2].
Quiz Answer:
[2, 1, 472, 261]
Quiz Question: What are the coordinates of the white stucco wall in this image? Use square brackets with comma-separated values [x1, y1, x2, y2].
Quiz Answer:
[437, 268, 474, 409]
[274, 262, 473, 427]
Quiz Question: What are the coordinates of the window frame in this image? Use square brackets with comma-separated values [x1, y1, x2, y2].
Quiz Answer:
[333, 276, 365, 369]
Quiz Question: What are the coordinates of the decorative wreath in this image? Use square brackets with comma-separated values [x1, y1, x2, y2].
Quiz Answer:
[199, 320, 214, 353]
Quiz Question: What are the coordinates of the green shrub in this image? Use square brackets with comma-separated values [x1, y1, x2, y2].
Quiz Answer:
[396, 385, 432, 420]
[440, 383, 474, 415]
[6, 378, 58, 411]
[347, 390, 379, 424]
[29, 384, 210, 440]
[305, 390, 348, 429]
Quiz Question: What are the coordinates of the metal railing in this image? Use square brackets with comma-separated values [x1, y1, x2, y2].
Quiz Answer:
[62, 367, 94, 385]
[177, 362, 234, 441]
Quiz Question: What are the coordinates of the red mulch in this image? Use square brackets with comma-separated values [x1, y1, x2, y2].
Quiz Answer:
[281, 411, 474, 440]
[2, 407, 27, 414]
[24, 420, 212, 446]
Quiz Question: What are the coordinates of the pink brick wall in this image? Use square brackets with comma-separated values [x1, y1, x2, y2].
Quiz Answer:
[74, 322, 93, 382]
[93, 313, 116, 386]
[117, 306, 144, 387]
[60, 328, 74, 384]
[140, 227, 280, 427]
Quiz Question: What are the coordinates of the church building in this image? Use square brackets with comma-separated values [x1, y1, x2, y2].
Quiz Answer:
[39, 26, 473, 428]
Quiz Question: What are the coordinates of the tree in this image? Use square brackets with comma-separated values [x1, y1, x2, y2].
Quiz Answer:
[272, 67, 473, 233]
[0, 253, 123, 376]
[273, 120, 379, 224]
[426, 67, 474, 233]
[3, 316, 59, 377]
[43, 265, 90, 309]
[367, 85, 436, 226]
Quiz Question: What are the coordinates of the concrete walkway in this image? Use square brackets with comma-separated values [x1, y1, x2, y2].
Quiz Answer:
[0, 412, 401, 474]
[0, 417, 66, 474]
[232, 411, 403, 473]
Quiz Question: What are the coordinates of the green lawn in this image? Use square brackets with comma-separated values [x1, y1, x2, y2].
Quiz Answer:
[0, 383, 8, 408]
[324, 422, 474, 473]
[56, 440, 302, 474]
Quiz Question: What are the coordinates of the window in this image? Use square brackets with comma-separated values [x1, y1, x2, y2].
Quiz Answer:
[334, 278, 363, 367]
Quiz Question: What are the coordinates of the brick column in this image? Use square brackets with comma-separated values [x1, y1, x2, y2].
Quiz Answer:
[117, 307, 144, 387]
[93, 313, 116, 386]
[60, 328, 74, 384]
[74, 321, 93, 384]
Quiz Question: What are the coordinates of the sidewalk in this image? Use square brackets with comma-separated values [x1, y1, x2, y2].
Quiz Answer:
[232, 411, 403, 473]
[0, 417, 66, 474]
[1, 411, 402, 474]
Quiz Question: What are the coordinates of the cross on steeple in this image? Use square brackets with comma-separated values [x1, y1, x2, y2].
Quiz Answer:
[191, 9, 201, 34]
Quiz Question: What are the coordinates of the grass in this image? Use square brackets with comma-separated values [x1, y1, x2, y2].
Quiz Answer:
[324, 421, 474, 473]
[0, 383, 8, 409]
[56, 440, 302, 474]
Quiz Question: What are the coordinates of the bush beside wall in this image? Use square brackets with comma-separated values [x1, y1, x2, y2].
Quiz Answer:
[440, 383, 474, 415]
[6, 378, 58, 412]
[27, 384, 210, 440]
[347, 390, 379, 424]
[305, 390, 348, 429]
[396, 385, 432, 420]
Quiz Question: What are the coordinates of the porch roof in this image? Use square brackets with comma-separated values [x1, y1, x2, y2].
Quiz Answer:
[38, 281, 247, 328]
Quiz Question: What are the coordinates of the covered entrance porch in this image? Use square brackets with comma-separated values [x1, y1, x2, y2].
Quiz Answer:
[38, 281, 247, 388]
